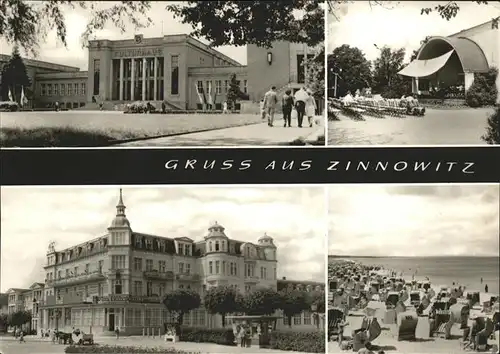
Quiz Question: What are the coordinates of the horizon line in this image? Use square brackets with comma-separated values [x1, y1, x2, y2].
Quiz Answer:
[328, 255, 499, 258]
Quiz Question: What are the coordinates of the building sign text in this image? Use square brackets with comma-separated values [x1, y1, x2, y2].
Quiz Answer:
[113, 48, 163, 58]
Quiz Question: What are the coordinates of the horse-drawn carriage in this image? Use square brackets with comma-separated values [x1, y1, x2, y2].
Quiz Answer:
[72, 329, 94, 345]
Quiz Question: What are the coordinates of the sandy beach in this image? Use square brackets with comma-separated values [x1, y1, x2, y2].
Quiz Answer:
[328, 260, 499, 354]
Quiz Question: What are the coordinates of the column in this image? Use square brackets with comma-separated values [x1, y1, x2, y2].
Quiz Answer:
[131, 58, 135, 101]
[119, 59, 124, 101]
[142, 58, 147, 101]
[109, 59, 113, 101]
[464, 72, 474, 91]
[153, 57, 158, 101]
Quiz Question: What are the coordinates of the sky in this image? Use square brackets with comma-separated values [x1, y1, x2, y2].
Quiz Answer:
[0, 186, 326, 292]
[328, 184, 500, 257]
[328, 1, 500, 62]
[0, 1, 247, 70]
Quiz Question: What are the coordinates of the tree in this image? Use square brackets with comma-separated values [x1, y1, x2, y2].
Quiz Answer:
[162, 289, 201, 328]
[1, 45, 32, 102]
[0, 314, 9, 332]
[328, 45, 372, 98]
[278, 289, 310, 328]
[226, 73, 245, 111]
[328, 1, 499, 29]
[204, 286, 241, 327]
[167, 1, 324, 48]
[242, 288, 281, 316]
[372, 46, 411, 98]
[307, 290, 325, 329]
[482, 105, 500, 144]
[7, 310, 31, 330]
[304, 43, 325, 100]
[2, 1, 323, 55]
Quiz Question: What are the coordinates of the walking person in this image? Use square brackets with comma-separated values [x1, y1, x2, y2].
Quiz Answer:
[259, 99, 266, 120]
[19, 330, 25, 343]
[281, 89, 294, 127]
[305, 89, 317, 127]
[294, 87, 308, 127]
[263, 86, 278, 127]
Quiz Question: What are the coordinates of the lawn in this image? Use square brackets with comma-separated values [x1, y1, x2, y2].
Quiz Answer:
[327, 107, 492, 145]
[0, 111, 263, 147]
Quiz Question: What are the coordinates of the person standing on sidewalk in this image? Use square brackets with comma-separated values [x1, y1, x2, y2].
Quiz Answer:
[294, 87, 308, 128]
[305, 89, 317, 127]
[282, 89, 294, 127]
[115, 326, 120, 339]
[263, 86, 278, 127]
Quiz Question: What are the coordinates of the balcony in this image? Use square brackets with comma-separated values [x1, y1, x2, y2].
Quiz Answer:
[143, 270, 175, 280]
[42, 294, 89, 307]
[97, 295, 162, 304]
[46, 270, 105, 287]
[176, 273, 200, 282]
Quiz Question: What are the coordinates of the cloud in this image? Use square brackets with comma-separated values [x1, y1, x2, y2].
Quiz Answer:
[0, 1, 247, 69]
[328, 185, 499, 257]
[328, 1, 500, 61]
[0, 186, 325, 291]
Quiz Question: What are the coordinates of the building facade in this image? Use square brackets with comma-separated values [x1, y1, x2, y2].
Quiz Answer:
[12, 190, 325, 336]
[399, 20, 500, 103]
[4, 284, 44, 333]
[1, 34, 322, 111]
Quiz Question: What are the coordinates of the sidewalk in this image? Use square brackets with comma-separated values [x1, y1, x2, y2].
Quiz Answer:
[118, 117, 325, 146]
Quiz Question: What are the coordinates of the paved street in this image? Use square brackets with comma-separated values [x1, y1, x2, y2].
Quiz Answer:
[327, 107, 492, 145]
[119, 116, 325, 146]
[0, 335, 313, 354]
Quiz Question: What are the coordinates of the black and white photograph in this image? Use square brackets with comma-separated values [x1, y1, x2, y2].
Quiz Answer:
[0, 1, 326, 148]
[326, 1, 500, 145]
[0, 186, 326, 354]
[327, 184, 500, 353]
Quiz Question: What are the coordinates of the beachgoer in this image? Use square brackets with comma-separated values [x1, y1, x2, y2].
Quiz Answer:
[282, 89, 294, 127]
[481, 277, 483, 284]
[115, 326, 120, 339]
[485, 284, 489, 293]
[161, 101, 166, 113]
[19, 330, 25, 343]
[263, 86, 278, 127]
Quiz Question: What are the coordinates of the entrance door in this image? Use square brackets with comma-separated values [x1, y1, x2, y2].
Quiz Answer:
[108, 314, 115, 331]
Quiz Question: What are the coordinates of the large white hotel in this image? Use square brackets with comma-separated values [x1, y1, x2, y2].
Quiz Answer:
[5, 190, 324, 335]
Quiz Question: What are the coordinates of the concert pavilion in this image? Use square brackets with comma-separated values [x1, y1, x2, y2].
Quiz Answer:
[398, 19, 500, 103]
[0, 34, 321, 111]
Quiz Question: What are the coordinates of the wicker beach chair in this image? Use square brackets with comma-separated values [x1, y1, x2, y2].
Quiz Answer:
[328, 307, 346, 342]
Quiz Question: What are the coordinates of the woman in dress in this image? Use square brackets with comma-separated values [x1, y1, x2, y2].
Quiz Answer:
[305, 89, 317, 127]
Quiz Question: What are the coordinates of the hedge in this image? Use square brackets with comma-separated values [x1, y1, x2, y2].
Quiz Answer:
[65, 345, 198, 353]
[179, 327, 236, 346]
[269, 330, 325, 353]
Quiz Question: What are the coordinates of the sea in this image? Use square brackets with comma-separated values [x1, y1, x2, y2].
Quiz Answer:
[329, 256, 499, 295]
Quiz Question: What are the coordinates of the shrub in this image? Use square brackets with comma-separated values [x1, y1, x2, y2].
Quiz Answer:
[65, 345, 197, 353]
[179, 327, 236, 346]
[465, 68, 498, 107]
[269, 330, 325, 353]
[0, 101, 20, 111]
[482, 105, 500, 144]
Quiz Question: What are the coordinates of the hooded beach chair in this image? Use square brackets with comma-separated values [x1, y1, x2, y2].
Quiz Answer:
[328, 307, 346, 342]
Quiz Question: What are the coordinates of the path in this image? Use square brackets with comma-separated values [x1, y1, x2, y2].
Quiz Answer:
[0, 335, 312, 354]
[119, 117, 325, 146]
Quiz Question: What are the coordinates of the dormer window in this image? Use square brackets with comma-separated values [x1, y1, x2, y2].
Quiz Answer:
[135, 236, 142, 248]
[160, 241, 165, 252]
[78, 247, 82, 255]
[146, 239, 152, 249]
[215, 241, 220, 251]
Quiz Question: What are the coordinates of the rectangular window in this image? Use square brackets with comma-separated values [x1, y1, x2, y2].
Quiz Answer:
[81, 83, 85, 95]
[85, 264, 90, 273]
[171, 55, 179, 95]
[215, 261, 220, 274]
[224, 80, 229, 93]
[145, 259, 153, 271]
[41, 83, 46, 96]
[243, 80, 248, 94]
[113, 280, 122, 294]
[196, 80, 203, 93]
[146, 281, 153, 296]
[134, 257, 142, 271]
[111, 255, 126, 269]
[54, 84, 59, 96]
[68, 83, 73, 95]
[186, 263, 191, 275]
[47, 84, 52, 95]
[159, 260, 166, 272]
[74, 83, 79, 95]
[178, 262, 184, 274]
[60, 84, 66, 96]
[222, 261, 226, 275]
[215, 80, 222, 94]
[294, 313, 302, 325]
[303, 311, 311, 325]
[93, 59, 100, 96]
[134, 281, 142, 296]
[209, 261, 213, 274]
